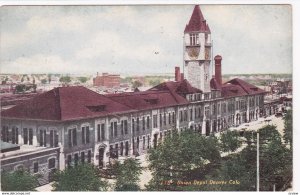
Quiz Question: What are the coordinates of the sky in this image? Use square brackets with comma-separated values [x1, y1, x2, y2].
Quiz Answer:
[0, 5, 292, 76]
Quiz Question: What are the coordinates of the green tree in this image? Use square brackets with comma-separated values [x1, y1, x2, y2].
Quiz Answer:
[52, 163, 109, 191]
[59, 76, 71, 84]
[219, 130, 242, 154]
[1, 169, 39, 191]
[146, 130, 221, 191]
[283, 110, 292, 148]
[258, 125, 292, 191]
[41, 79, 47, 84]
[114, 158, 143, 191]
[132, 80, 142, 89]
[78, 77, 88, 83]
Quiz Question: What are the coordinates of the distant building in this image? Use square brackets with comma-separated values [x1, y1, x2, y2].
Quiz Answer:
[93, 72, 120, 88]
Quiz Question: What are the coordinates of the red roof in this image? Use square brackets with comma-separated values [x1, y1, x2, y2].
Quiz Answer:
[1, 86, 133, 121]
[149, 79, 201, 102]
[184, 5, 211, 33]
[106, 90, 188, 110]
[221, 78, 266, 98]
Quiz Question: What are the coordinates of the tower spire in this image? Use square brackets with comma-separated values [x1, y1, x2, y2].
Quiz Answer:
[184, 5, 209, 33]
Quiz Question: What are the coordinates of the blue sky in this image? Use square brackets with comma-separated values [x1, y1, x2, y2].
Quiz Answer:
[0, 5, 292, 75]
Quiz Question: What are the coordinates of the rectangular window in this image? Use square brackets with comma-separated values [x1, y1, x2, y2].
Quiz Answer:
[114, 122, 118, 137]
[159, 114, 162, 126]
[86, 126, 90, 143]
[87, 151, 91, 163]
[147, 135, 150, 149]
[23, 128, 28, 144]
[142, 117, 145, 131]
[190, 109, 193, 121]
[125, 141, 129, 156]
[110, 122, 114, 138]
[121, 120, 124, 135]
[184, 110, 188, 121]
[168, 113, 171, 125]
[143, 136, 145, 150]
[1, 126, 9, 142]
[81, 152, 85, 163]
[40, 129, 46, 147]
[12, 127, 19, 144]
[164, 113, 166, 125]
[97, 124, 101, 142]
[50, 130, 54, 147]
[180, 111, 183, 122]
[147, 116, 150, 129]
[132, 119, 135, 133]
[101, 124, 105, 140]
[68, 129, 72, 147]
[55, 131, 58, 147]
[120, 142, 124, 156]
[74, 153, 79, 166]
[124, 120, 128, 134]
[172, 112, 175, 124]
[29, 128, 33, 145]
[33, 162, 38, 173]
[153, 115, 157, 128]
[72, 128, 77, 146]
[137, 118, 140, 131]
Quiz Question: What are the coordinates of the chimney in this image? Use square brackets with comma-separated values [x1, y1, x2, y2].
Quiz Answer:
[175, 67, 181, 82]
[214, 55, 222, 85]
[180, 73, 184, 81]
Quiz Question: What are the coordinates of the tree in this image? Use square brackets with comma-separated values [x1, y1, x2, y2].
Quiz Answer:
[132, 80, 142, 89]
[41, 79, 47, 84]
[146, 130, 221, 191]
[59, 76, 71, 84]
[283, 110, 292, 148]
[1, 169, 39, 191]
[114, 158, 143, 191]
[52, 163, 109, 191]
[78, 77, 88, 83]
[219, 130, 242, 154]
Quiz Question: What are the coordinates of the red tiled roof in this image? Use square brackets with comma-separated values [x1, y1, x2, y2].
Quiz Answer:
[221, 78, 266, 98]
[226, 78, 266, 95]
[221, 83, 248, 98]
[1, 86, 134, 121]
[149, 79, 201, 103]
[184, 5, 210, 33]
[106, 90, 188, 110]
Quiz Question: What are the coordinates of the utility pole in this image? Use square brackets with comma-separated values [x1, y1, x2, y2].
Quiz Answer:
[257, 132, 259, 192]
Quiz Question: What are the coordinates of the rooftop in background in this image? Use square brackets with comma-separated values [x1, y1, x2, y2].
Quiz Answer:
[0, 141, 20, 153]
[0, 143, 58, 160]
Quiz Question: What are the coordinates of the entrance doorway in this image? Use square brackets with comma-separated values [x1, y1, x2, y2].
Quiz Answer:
[99, 147, 105, 168]
[206, 121, 210, 136]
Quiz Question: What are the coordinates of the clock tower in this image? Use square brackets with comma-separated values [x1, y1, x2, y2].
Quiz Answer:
[183, 5, 212, 92]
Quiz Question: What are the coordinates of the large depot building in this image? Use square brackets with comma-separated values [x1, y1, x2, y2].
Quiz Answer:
[1, 5, 266, 185]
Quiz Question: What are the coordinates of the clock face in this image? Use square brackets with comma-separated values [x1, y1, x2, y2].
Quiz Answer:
[187, 47, 200, 60]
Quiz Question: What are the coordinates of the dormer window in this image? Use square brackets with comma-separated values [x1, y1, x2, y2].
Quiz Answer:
[86, 105, 106, 112]
[189, 33, 199, 46]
